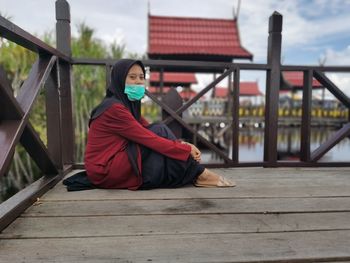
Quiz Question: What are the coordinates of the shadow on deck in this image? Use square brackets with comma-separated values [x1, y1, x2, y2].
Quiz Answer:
[1, 167, 350, 262]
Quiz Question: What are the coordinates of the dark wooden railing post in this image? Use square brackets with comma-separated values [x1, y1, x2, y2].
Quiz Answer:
[162, 89, 183, 139]
[45, 62, 63, 169]
[106, 64, 112, 87]
[264, 11, 282, 167]
[159, 67, 164, 98]
[232, 68, 240, 163]
[55, 0, 75, 168]
[300, 70, 313, 162]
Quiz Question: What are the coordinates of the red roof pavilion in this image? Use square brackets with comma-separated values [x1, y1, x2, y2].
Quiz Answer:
[147, 86, 171, 94]
[147, 86, 201, 101]
[148, 15, 253, 62]
[179, 88, 198, 100]
[214, 82, 262, 98]
[281, 71, 323, 90]
[150, 72, 197, 87]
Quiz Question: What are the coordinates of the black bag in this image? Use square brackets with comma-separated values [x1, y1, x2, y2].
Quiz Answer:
[62, 170, 96, 191]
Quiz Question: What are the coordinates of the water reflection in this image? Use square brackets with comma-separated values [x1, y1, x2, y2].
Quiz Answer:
[202, 127, 350, 163]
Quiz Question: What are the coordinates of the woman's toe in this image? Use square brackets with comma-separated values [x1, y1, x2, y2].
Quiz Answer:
[217, 176, 236, 187]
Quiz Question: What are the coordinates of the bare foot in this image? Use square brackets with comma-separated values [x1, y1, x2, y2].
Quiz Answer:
[194, 169, 236, 187]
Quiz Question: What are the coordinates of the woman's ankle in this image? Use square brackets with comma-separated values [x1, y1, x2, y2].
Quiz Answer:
[198, 168, 209, 180]
[198, 169, 219, 181]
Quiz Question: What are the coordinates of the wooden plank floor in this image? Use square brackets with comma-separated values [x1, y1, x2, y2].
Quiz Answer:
[1, 167, 350, 262]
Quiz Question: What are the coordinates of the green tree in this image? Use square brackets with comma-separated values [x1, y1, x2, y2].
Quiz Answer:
[0, 39, 39, 201]
[0, 20, 145, 201]
[72, 23, 123, 161]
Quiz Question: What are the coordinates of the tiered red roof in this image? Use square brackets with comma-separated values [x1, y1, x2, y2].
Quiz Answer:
[179, 88, 198, 100]
[147, 86, 171, 94]
[150, 72, 197, 86]
[282, 71, 323, 89]
[147, 86, 199, 101]
[214, 82, 262, 98]
[148, 15, 253, 61]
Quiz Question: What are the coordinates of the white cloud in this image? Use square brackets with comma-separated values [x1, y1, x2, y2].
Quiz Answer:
[100, 28, 126, 47]
[309, 0, 350, 16]
[321, 46, 350, 97]
[239, 0, 350, 62]
[239, 1, 312, 61]
[325, 73, 350, 98]
[325, 46, 350, 65]
[2, 0, 350, 62]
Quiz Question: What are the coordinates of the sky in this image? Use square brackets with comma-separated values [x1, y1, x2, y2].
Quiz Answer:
[1, 0, 350, 97]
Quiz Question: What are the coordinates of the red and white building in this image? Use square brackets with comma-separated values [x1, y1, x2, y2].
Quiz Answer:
[147, 14, 253, 102]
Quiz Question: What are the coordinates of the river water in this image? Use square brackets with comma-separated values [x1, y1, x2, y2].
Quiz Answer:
[202, 127, 350, 163]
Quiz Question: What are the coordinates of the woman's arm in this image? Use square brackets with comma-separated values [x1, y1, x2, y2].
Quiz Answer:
[139, 116, 150, 127]
[99, 104, 191, 161]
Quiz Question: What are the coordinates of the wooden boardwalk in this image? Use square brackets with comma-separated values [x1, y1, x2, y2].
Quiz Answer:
[1, 167, 350, 262]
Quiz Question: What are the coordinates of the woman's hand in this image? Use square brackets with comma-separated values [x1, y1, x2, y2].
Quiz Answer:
[190, 144, 201, 162]
[182, 141, 201, 162]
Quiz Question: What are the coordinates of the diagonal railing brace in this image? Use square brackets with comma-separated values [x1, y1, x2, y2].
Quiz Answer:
[146, 90, 232, 163]
[162, 68, 234, 125]
[311, 123, 350, 162]
[0, 56, 58, 178]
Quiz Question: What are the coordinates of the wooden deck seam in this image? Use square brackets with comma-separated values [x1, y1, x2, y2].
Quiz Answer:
[39, 195, 350, 202]
[212, 256, 350, 263]
[18, 211, 350, 218]
[2, 228, 350, 240]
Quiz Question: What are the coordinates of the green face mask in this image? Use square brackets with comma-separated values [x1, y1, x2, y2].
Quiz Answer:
[124, 84, 145, 101]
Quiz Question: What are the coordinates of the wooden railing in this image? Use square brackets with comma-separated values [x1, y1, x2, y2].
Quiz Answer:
[1, 1, 350, 231]
[0, 0, 74, 231]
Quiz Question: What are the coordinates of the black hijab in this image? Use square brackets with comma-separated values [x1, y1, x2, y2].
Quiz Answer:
[90, 59, 146, 123]
[89, 59, 146, 177]
[106, 59, 145, 119]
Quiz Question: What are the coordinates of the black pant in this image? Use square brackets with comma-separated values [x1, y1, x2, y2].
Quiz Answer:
[140, 123, 204, 189]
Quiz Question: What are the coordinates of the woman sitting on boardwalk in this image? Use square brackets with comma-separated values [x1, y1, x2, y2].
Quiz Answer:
[84, 59, 235, 190]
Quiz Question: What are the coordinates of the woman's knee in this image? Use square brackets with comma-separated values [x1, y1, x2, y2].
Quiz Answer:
[148, 123, 176, 140]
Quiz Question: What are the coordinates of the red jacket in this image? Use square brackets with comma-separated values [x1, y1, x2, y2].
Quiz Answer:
[84, 103, 191, 190]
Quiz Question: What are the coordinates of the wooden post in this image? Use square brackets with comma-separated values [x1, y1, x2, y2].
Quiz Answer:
[264, 11, 282, 167]
[212, 73, 216, 98]
[300, 70, 312, 162]
[227, 71, 233, 119]
[159, 68, 164, 99]
[55, 0, 75, 168]
[232, 68, 240, 163]
[162, 89, 183, 138]
[105, 64, 112, 87]
[45, 62, 63, 169]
